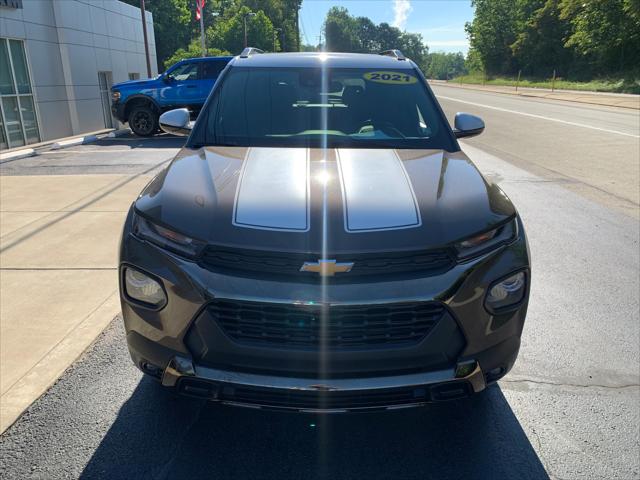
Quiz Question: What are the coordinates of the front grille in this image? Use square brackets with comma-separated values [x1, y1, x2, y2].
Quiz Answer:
[208, 299, 445, 349]
[224, 385, 428, 409]
[175, 379, 474, 409]
[198, 246, 455, 281]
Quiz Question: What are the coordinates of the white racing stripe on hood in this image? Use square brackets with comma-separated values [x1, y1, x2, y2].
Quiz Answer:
[233, 147, 310, 231]
[337, 149, 421, 232]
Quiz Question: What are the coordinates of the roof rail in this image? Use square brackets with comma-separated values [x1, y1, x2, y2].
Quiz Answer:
[240, 47, 264, 58]
[379, 49, 406, 61]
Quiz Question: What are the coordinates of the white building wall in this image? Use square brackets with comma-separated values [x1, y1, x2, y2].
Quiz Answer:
[0, 0, 157, 142]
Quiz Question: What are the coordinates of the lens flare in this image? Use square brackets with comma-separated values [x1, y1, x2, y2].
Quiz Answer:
[315, 170, 331, 186]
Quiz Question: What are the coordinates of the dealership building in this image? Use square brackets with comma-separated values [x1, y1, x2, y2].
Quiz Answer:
[0, 0, 158, 150]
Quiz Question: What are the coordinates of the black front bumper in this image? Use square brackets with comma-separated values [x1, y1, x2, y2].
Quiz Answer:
[160, 354, 487, 412]
[112, 102, 126, 123]
[119, 210, 530, 411]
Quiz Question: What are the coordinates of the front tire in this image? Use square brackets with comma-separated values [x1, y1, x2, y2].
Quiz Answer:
[128, 106, 158, 137]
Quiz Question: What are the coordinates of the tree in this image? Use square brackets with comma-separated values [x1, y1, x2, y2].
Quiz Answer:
[121, 0, 191, 71]
[465, 0, 518, 75]
[464, 0, 639, 79]
[163, 39, 231, 69]
[207, 6, 278, 54]
[375, 22, 402, 51]
[324, 7, 361, 52]
[511, 0, 574, 76]
[241, 0, 302, 51]
[123, 0, 302, 70]
[398, 31, 428, 69]
[560, 0, 640, 75]
[323, 8, 428, 68]
[426, 52, 467, 80]
[354, 16, 380, 52]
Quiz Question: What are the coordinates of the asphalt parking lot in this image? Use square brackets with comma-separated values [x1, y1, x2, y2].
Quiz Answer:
[1, 87, 639, 479]
[1, 320, 550, 480]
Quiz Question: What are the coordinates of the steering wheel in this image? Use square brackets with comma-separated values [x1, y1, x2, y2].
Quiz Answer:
[357, 119, 405, 138]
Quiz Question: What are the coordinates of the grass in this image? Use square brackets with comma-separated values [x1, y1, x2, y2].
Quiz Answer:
[450, 73, 640, 94]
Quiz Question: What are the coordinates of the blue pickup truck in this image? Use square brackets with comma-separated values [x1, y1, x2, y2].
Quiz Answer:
[111, 56, 232, 136]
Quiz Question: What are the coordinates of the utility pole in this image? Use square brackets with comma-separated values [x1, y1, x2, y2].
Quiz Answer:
[243, 12, 256, 48]
[206, 11, 219, 57]
[139, 0, 151, 77]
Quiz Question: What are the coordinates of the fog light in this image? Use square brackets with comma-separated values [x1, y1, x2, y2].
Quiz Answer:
[455, 360, 478, 378]
[124, 267, 166, 307]
[485, 272, 526, 311]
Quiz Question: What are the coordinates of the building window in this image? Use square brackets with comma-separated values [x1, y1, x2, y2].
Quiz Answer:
[0, 38, 40, 149]
[128, 73, 140, 80]
[97, 71, 113, 129]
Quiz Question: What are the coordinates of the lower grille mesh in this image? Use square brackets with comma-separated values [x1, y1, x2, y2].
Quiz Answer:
[208, 299, 445, 349]
[226, 385, 427, 409]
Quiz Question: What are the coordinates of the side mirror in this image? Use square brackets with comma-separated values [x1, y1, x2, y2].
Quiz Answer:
[453, 112, 485, 139]
[162, 74, 174, 84]
[159, 108, 192, 136]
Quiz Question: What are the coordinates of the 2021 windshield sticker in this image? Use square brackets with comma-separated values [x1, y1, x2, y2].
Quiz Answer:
[363, 71, 418, 84]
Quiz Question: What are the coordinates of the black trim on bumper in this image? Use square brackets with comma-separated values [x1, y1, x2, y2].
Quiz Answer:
[159, 355, 486, 412]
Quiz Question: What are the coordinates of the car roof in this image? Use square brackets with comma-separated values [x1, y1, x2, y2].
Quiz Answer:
[180, 56, 234, 63]
[231, 52, 416, 70]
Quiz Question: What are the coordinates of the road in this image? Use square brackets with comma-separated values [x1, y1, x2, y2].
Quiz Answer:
[432, 84, 640, 217]
[1, 88, 639, 480]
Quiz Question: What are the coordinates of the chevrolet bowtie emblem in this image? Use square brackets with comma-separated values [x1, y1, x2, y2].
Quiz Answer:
[300, 259, 354, 277]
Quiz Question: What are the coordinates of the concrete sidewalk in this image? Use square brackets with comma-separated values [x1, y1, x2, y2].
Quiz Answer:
[430, 80, 640, 110]
[0, 173, 151, 432]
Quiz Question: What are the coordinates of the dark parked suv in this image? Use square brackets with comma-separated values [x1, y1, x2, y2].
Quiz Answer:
[111, 56, 232, 136]
[119, 49, 531, 412]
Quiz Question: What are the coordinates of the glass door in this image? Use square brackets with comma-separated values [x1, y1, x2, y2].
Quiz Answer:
[98, 71, 113, 129]
[0, 38, 40, 149]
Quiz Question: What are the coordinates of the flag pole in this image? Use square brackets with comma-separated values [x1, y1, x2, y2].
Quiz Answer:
[200, 2, 206, 57]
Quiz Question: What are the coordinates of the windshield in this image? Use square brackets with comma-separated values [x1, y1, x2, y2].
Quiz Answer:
[193, 67, 456, 150]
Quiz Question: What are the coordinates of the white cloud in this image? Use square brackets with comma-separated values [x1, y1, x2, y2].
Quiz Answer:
[393, 0, 412, 30]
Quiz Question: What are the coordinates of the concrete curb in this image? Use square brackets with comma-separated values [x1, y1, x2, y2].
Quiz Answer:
[0, 148, 38, 162]
[0, 292, 121, 434]
[50, 134, 99, 150]
[430, 81, 640, 110]
[107, 128, 131, 138]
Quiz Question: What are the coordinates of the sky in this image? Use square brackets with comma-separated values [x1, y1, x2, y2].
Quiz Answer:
[299, 0, 474, 54]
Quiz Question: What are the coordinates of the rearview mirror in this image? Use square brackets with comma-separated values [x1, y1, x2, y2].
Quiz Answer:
[453, 112, 485, 139]
[159, 108, 192, 136]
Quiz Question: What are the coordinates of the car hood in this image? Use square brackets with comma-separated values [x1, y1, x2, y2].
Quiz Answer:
[134, 147, 515, 253]
[112, 78, 158, 89]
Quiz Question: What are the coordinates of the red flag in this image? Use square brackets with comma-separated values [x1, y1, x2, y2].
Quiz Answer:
[195, 0, 205, 20]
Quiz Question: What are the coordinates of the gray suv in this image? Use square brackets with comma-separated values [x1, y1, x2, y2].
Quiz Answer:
[118, 49, 530, 411]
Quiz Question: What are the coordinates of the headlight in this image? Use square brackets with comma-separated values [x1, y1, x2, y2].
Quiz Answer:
[112, 91, 121, 102]
[132, 212, 205, 258]
[123, 267, 166, 307]
[455, 218, 517, 260]
[485, 271, 526, 311]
